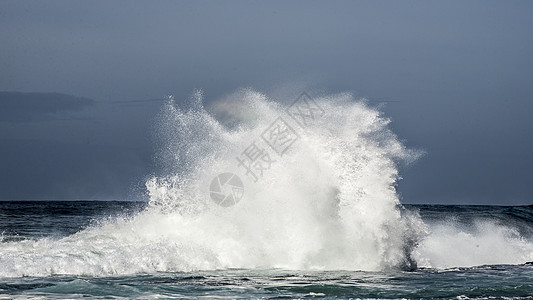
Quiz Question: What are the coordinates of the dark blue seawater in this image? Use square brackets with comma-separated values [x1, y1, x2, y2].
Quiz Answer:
[1, 201, 532, 299]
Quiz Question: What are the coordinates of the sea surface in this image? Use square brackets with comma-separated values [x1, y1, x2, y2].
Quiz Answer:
[1, 201, 532, 299]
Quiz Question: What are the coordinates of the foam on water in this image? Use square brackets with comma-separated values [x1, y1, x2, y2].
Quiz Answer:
[1, 89, 532, 277]
[414, 219, 533, 269]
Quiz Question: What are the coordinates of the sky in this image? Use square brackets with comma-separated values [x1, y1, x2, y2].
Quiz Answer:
[1, 0, 532, 204]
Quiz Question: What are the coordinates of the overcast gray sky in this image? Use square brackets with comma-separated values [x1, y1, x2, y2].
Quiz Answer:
[1, 0, 532, 204]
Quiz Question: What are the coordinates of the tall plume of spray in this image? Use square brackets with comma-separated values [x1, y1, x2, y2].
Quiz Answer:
[0, 88, 427, 277]
[146, 88, 425, 271]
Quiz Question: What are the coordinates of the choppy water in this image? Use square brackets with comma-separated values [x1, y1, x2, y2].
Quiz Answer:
[1, 201, 533, 299]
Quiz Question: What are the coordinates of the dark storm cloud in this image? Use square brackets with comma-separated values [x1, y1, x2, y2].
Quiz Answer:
[0, 0, 532, 204]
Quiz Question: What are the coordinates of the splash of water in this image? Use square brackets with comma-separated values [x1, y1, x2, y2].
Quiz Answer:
[414, 218, 533, 269]
[2, 88, 530, 278]
[146, 89, 424, 271]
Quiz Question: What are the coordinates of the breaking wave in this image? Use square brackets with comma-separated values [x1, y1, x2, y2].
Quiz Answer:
[1, 89, 531, 277]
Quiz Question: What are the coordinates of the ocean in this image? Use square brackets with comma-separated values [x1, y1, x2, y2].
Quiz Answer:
[1, 90, 532, 298]
[0, 201, 532, 298]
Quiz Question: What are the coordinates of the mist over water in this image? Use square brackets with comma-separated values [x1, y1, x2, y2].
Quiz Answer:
[1, 89, 532, 278]
[413, 206, 533, 269]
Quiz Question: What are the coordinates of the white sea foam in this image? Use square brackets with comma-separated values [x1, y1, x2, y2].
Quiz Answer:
[414, 219, 533, 269]
[0, 89, 531, 277]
